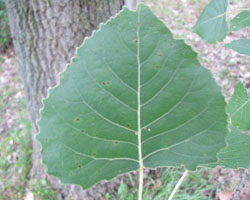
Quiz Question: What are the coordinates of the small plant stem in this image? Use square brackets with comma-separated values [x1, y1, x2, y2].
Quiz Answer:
[168, 170, 189, 200]
[138, 165, 144, 200]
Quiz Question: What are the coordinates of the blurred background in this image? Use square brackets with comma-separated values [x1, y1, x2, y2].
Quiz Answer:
[0, 0, 249, 199]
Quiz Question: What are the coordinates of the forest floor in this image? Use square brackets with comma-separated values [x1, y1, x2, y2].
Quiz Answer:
[0, 0, 250, 199]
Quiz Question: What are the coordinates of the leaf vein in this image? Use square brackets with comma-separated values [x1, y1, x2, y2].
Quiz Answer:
[83, 59, 137, 112]
[142, 73, 194, 129]
[65, 122, 138, 147]
[71, 77, 136, 132]
[62, 143, 139, 163]
[143, 121, 218, 161]
[141, 60, 184, 107]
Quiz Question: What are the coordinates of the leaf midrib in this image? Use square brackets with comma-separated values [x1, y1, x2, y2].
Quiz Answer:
[136, 6, 143, 169]
[231, 98, 250, 117]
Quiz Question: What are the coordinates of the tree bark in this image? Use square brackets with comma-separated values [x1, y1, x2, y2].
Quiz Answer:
[5, 0, 125, 199]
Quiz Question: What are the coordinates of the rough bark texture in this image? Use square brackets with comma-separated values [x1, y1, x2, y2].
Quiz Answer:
[5, 0, 125, 199]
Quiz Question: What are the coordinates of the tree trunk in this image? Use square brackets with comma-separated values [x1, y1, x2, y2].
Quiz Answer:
[5, 0, 125, 199]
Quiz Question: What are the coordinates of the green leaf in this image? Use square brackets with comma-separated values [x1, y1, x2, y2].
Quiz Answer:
[226, 82, 250, 131]
[193, 0, 228, 44]
[217, 127, 250, 169]
[37, 4, 228, 189]
[230, 10, 250, 32]
[207, 83, 250, 169]
[225, 39, 250, 56]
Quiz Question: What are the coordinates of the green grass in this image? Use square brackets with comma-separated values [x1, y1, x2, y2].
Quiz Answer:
[0, 59, 56, 199]
[28, 179, 57, 200]
[0, 99, 56, 200]
[0, 99, 31, 199]
[105, 168, 217, 200]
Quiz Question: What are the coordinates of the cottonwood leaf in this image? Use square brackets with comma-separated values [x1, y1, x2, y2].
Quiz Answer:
[226, 82, 250, 131]
[225, 39, 250, 56]
[37, 4, 228, 189]
[217, 127, 250, 169]
[230, 11, 250, 32]
[193, 0, 228, 44]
